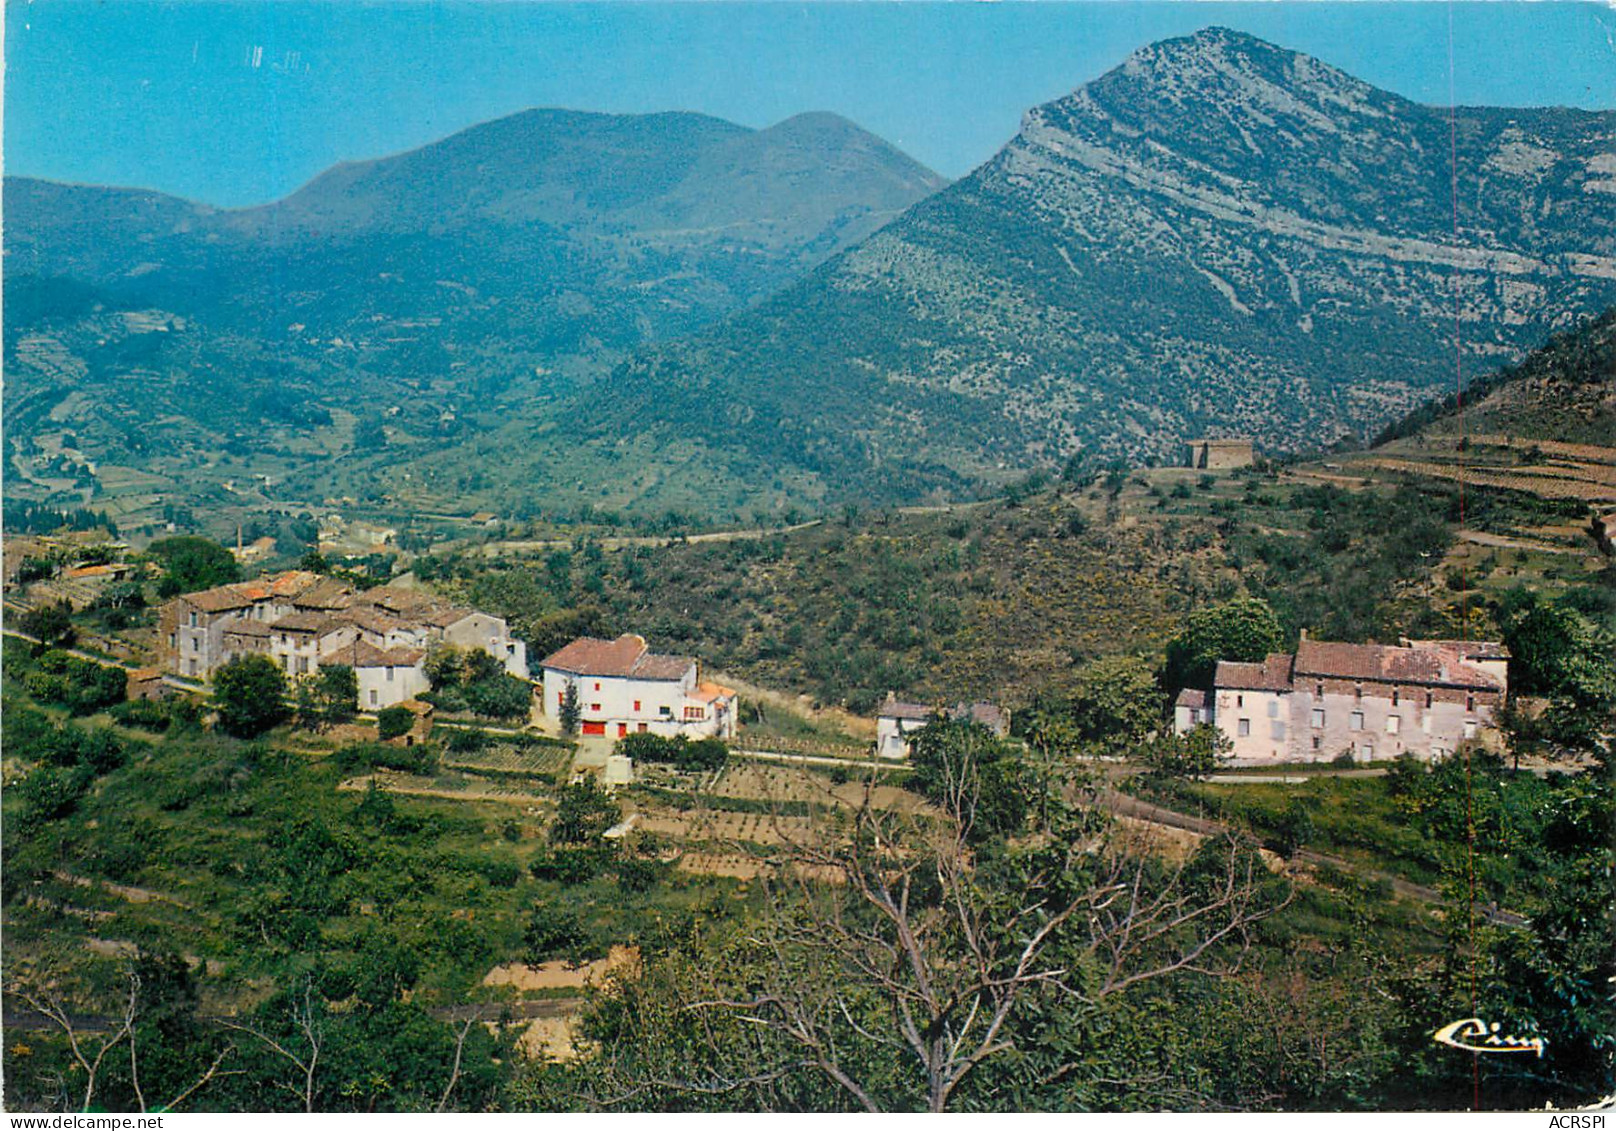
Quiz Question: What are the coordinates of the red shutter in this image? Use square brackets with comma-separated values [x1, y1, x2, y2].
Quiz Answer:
[582, 721, 606, 736]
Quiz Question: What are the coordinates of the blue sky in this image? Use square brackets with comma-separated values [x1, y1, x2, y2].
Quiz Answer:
[6, 1, 1614, 207]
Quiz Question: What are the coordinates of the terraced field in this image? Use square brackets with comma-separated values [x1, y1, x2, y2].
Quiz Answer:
[1341, 435, 1616, 504]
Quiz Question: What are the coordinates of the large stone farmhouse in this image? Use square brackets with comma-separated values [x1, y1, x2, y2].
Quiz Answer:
[159, 570, 528, 709]
[537, 633, 736, 740]
[1174, 634, 1507, 766]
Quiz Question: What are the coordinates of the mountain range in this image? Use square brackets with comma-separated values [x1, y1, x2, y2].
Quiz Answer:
[5, 27, 1613, 532]
[604, 27, 1616, 506]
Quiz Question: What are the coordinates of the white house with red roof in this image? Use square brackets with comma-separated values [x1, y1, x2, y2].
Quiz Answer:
[537, 633, 736, 740]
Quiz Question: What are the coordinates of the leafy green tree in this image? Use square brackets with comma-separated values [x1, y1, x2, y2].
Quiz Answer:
[147, 536, 240, 597]
[376, 705, 414, 741]
[296, 665, 357, 730]
[19, 600, 76, 649]
[462, 673, 530, 720]
[1163, 597, 1284, 693]
[1070, 654, 1163, 747]
[15, 764, 94, 828]
[1498, 591, 1616, 750]
[423, 645, 463, 690]
[550, 780, 619, 846]
[558, 680, 581, 737]
[907, 715, 1027, 842]
[523, 905, 599, 966]
[213, 655, 289, 738]
[1143, 723, 1231, 780]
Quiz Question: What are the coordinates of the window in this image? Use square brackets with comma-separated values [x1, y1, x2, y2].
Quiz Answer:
[659, 706, 672, 717]
[188, 659, 197, 675]
[1349, 711, 1364, 731]
[594, 682, 601, 691]
[1425, 692, 1434, 709]
[1315, 682, 1324, 698]
[1359, 742, 1374, 759]
[168, 633, 176, 648]
[369, 689, 378, 706]
[1466, 695, 1476, 711]
[1391, 690, 1401, 706]
[1386, 715, 1401, 734]
[1312, 736, 1322, 750]
[1237, 718, 1250, 737]
[557, 692, 564, 709]
[633, 700, 641, 712]
[189, 611, 198, 627]
[1236, 694, 1244, 708]
[192, 637, 200, 652]
[637, 723, 648, 733]
[1311, 709, 1325, 728]
[1354, 683, 1363, 700]
[1464, 720, 1478, 739]
[591, 703, 601, 712]
[684, 706, 706, 721]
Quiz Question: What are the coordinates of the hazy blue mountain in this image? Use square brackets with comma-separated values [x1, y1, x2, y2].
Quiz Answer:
[2, 108, 945, 531]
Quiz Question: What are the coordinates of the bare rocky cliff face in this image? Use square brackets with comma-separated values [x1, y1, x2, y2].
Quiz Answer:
[614, 27, 1615, 503]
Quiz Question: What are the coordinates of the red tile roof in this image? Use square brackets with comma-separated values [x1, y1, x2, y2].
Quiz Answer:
[182, 587, 255, 613]
[270, 611, 348, 635]
[541, 634, 694, 680]
[879, 700, 935, 722]
[1214, 652, 1295, 691]
[291, 577, 355, 610]
[1294, 640, 1499, 690]
[1175, 688, 1207, 709]
[691, 680, 736, 704]
[222, 619, 273, 638]
[347, 641, 427, 668]
[1404, 639, 1511, 662]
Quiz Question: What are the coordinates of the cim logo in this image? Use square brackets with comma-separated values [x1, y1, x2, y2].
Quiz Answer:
[1432, 1016, 1545, 1057]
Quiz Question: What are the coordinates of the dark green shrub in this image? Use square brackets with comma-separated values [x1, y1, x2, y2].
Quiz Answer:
[376, 705, 414, 741]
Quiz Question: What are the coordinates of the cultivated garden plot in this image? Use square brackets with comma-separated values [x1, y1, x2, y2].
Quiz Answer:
[442, 741, 573, 780]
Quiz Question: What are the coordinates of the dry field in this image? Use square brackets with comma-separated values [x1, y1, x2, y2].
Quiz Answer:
[338, 771, 551, 808]
[483, 945, 640, 993]
[715, 761, 937, 816]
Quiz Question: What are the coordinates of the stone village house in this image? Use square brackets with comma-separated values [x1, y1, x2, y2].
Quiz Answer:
[1174, 633, 1507, 766]
[876, 694, 1010, 760]
[159, 570, 527, 710]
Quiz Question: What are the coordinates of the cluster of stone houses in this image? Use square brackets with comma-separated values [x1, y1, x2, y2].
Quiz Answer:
[159, 570, 528, 710]
[534, 633, 737, 741]
[1173, 633, 1508, 766]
